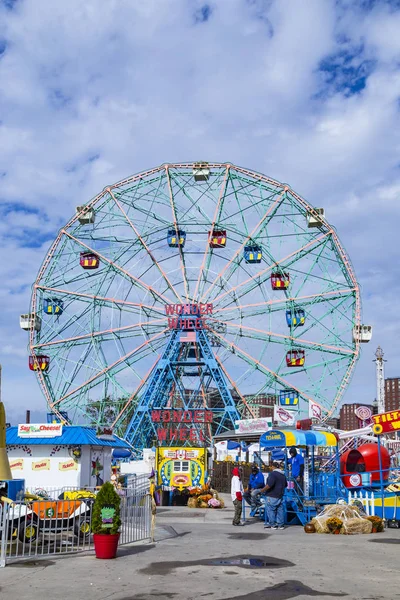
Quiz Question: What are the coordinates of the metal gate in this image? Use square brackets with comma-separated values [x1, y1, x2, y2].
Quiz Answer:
[0, 488, 152, 567]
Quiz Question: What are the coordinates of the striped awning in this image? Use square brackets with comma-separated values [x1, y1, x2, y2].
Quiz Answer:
[259, 429, 337, 448]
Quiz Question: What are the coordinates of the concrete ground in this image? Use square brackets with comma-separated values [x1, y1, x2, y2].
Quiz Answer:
[1, 498, 399, 600]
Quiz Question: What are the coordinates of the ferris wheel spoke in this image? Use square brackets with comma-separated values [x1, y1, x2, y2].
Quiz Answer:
[213, 289, 356, 319]
[36, 286, 164, 317]
[212, 231, 333, 307]
[199, 188, 286, 303]
[32, 318, 166, 349]
[193, 165, 231, 301]
[108, 187, 183, 303]
[111, 356, 161, 428]
[215, 355, 256, 418]
[210, 320, 355, 357]
[52, 330, 168, 407]
[62, 230, 171, 305]
[211, 331, 325, 412]
[165, 166, 190, 302]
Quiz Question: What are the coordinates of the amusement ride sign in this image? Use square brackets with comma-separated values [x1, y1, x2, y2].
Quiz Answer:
[165, 303, 214, 330]
[151, 409, 213, 443]
[372, 410, 400, 435]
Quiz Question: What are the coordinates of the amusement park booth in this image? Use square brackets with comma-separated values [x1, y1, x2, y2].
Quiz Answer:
[6, 424, 132, 492]
[258, 428, 340, 525]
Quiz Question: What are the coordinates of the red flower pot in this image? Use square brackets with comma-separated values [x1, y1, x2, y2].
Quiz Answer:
[93, 533, 120, 559]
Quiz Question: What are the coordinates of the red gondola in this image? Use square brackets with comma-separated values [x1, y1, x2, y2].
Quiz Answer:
[209, 230, 226, 248]
[29, 355, 50, 372]
[80, 252, 99, 270]
[271, 272, 290, 289]
[286, 349, 305, 367]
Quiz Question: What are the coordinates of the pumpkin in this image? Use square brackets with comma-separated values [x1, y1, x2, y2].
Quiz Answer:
[304, 522, 316, 534]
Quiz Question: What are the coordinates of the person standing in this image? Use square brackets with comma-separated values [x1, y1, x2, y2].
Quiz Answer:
[260, 461, 287, 529]
[231, 466, 244, 526]
[243, 465, 265, 513]
[288, 447, 304, 492]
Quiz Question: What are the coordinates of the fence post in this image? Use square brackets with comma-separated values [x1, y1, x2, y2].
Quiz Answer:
[0, 505, 7, 567]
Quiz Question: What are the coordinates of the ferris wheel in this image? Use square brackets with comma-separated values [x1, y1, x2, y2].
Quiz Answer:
[21, 162, 371, 445]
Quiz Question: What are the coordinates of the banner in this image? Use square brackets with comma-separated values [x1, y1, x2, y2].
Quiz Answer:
[58, 460, 78, 471]
[274, 406, 296, 427]
[309, 401, 322, 421]
[10, 459, 24, 470]
[234, 417, 273, 434]
[18, 423, 63, 438]
[32, 459, 50, 471]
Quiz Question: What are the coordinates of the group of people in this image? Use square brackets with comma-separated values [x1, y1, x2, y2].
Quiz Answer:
[230, 446, 304, 529]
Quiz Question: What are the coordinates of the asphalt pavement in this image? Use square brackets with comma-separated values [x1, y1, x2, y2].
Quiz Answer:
[0, 497, 399, 600]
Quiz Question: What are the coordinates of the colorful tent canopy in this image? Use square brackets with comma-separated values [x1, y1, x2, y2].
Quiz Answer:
[260, 429, 337, 448]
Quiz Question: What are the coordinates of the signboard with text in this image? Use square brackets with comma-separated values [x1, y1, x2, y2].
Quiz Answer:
[234, 417, 272, 434]
[18, 423, 63, 438]
[372, 410, 400, 435]
[151, 409, 213, 444]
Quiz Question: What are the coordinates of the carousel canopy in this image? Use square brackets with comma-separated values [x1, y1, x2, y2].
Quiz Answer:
[260, 429, 337, 448]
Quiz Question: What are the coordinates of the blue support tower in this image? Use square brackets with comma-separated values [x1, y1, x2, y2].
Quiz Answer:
[124, 327, 240, 456]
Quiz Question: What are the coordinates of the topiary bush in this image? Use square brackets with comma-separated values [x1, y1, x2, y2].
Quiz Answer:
[92, 482, 121, 535]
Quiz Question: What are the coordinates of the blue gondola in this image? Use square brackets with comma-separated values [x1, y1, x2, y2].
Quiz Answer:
[286, 308, 305, 327]
[244, 245, 262, 264]
[279, 389, 299, 406]
[43, 298, 64, 315]
[167, 229, 186, 248]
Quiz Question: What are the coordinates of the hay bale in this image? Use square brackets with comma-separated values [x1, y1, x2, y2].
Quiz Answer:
[342, 517, 372, 535]
[311, 517, 329, 533]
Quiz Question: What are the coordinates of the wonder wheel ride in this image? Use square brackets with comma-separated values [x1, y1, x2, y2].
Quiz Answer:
[21, 162, 371, 450]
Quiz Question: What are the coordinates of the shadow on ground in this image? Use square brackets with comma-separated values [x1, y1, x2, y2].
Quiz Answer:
[116, 579, 347, 600]
[139, 554, 294, 575]
[218, 580, 348, 599]
[369, 538, 400, 544]
[226, 532, 269, 540]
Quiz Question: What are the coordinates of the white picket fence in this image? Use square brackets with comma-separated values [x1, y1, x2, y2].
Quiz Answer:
[348, 490, 375, 516]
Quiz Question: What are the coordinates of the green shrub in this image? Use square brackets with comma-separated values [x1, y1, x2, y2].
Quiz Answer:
[92, 482, 121, 535]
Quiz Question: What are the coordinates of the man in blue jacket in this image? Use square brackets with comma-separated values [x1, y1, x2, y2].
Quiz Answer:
[243, 465, 265, 513]
[288, 447, 304, 493]
[260, 461, 287, 529]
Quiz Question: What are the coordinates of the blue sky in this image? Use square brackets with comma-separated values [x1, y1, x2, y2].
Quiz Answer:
[1, 0, 399, 424]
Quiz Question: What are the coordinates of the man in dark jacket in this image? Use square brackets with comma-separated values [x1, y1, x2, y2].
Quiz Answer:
[243, 465, 265, 513]
[260, 461, 287, 529]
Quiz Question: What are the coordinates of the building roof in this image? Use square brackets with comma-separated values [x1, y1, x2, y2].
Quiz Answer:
[260, 429, 337, 448]
[213, 428, 261, 443]
[6, 426, 132, 448]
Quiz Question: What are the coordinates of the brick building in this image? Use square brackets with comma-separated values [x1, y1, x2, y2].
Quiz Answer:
[339, 403, 367, 431]
[385, 377, 400, 412]
[242, 394, 277, 419]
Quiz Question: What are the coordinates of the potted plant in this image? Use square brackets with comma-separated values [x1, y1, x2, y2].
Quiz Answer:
[326, 517, 343, 534]
[92, 481, 121, 559]
[366, 516, 384, 533]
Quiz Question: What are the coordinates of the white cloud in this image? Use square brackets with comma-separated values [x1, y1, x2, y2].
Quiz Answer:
[0, 0, 399, 420]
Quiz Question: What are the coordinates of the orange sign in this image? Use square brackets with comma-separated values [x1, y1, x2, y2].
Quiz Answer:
[372, 410, 400, 435]
[32, 459, 50, 471]
[58, 460, 78, 471]
[10, 459, 24, 470]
